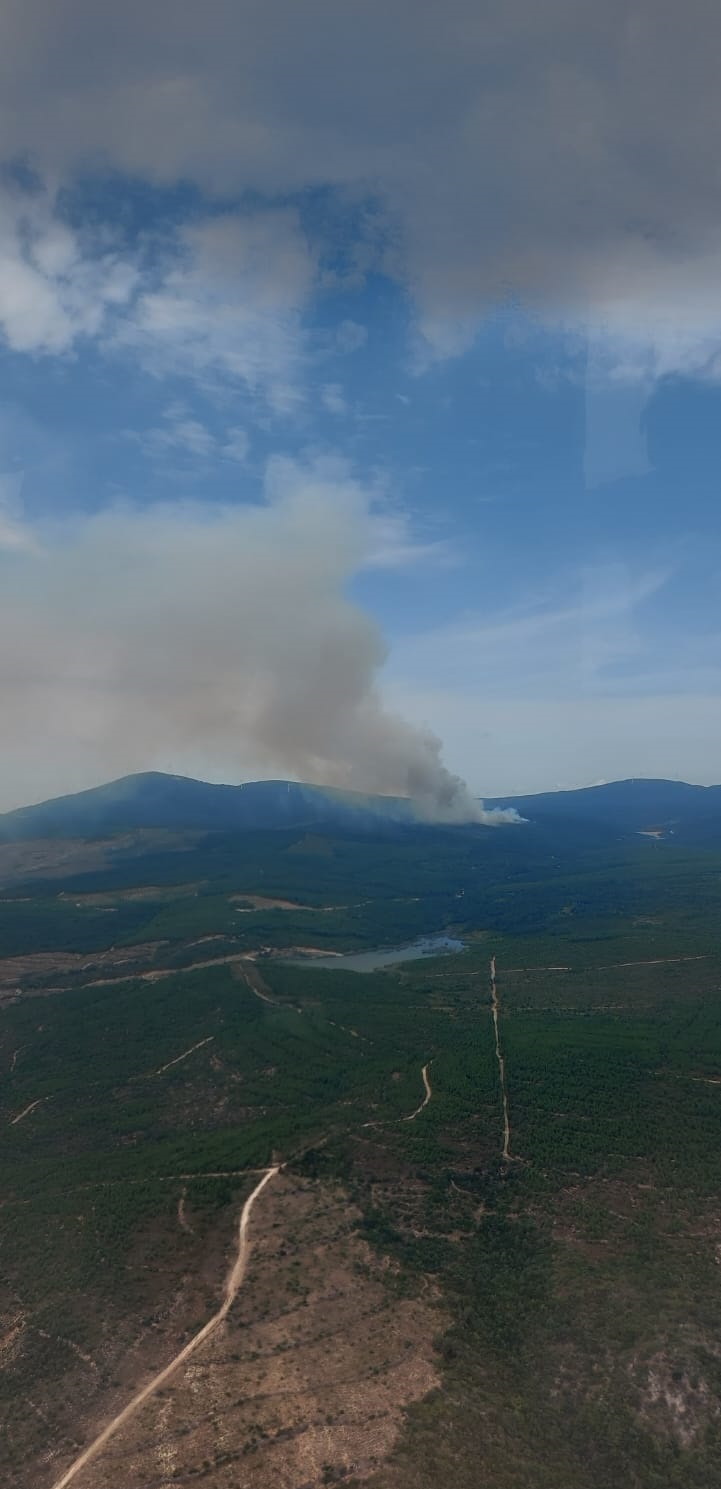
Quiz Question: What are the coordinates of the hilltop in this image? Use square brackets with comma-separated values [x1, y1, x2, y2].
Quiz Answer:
[1, 771, 720, 844]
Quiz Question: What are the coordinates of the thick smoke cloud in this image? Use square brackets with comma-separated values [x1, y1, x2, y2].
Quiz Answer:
[0, 460, 515, 821]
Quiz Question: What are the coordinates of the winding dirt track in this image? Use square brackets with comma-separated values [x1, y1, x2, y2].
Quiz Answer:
[490, 956, 512, 1162]
[49, 1166, 280, 1489]
[402, 1062, 433, 1121]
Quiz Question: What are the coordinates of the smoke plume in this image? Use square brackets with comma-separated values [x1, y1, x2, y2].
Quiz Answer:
[0, 459, 517, 822]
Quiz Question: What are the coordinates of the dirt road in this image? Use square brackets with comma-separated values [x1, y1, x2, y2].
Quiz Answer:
[177, 1187, 194, 1234]
[601, 955, 707, 970]
[403, 1062, 433, 1121]
[36, 950, 274, 998]
[490, 957, 512, 1162]
[49, 1165, 280, 1489]
[10, 1097, 44, 1126]
[501, 954, 706, 975]
[151, 1035, 214, 1077]
[234, 959, 276, 1005]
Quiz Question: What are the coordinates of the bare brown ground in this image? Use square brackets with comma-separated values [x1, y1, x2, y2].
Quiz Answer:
[231, 893, 309, 911]
[2, 947, 271, 1003]
[232, 894, 361, 913]
[285, 946, 344, 958]
[44, 1172, 442, 1489]
[2, 939, 360, 1006]
[0, 943, 167, 992]
[232, 959, 277, 1005]
[49, 1170, 280, 1489]
[177, 1190, 194, 1234]
[5, 944, 336, 1004]
[0, 831, 195, 887]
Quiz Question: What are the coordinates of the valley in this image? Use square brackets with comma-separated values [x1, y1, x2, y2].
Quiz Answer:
[3, 780, 721, 1486]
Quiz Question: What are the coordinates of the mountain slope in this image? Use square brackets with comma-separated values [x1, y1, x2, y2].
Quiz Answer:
[1, 772, 720, 845]
[488, 777, 721, 839]
[0, 773, 420, 842]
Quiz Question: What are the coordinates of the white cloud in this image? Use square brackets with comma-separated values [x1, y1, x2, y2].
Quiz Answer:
[143, 416, 216, 460]
[365, 509, 457, 571]
[0, 182, 138, 354]
[2, 3, 721, 377]
[0, 182, 320, 415]
[121, 210, 316, 410]
[132, 408, 250, 465]
[320, 382, 347, 416]
[222, 428, 249, 463]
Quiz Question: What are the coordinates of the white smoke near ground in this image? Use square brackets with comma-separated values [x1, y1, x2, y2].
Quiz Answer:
[0, 458, 517, 823]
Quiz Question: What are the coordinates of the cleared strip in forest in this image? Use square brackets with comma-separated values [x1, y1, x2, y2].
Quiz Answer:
[151, 1035, 214, 1076]
[502, 954, 706, 974]
[63, 1169, 272, 1193]
[599, 955, 706, 970]
[490, 956, 512, 1162]
[10, 1097, 44, 1126]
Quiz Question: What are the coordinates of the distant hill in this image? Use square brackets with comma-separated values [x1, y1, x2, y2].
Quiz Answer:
[1, 772, 720, 845]
[487, 777, 721, 841]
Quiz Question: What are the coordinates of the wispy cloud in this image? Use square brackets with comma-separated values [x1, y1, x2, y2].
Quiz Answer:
[0, 180, 139, 354]
[320, 382, 348, 416]
[221, 429, 250, 463]
[130, 406, 249, 465]
[0, 182, 319, 417]
[387, 563, 675, 697]
[389, 687, 721, 797]
[365, 509, 458, 571]
[118, 209, 316, 412]
[336, 320, 367, 354]
[0, 473, 39, 553]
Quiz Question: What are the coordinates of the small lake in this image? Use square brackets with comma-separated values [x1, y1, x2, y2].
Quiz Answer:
[281, 934, 465, 973]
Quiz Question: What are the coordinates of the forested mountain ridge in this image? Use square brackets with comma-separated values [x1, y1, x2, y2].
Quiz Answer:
[2, 771, 719, 844]
[487, 776, 721, 836]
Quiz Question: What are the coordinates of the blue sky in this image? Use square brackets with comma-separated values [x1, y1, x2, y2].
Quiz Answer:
[1, 3, 720, 810]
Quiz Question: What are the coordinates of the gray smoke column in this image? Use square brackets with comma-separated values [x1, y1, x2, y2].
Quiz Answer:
[0, 458, 517, 822]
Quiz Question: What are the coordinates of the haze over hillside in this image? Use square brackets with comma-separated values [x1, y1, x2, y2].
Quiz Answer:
[0, 772, 517, 842]
[2, 771, 720, 846]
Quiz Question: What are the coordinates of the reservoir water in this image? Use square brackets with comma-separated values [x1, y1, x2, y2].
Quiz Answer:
[281, 934, 465, 974]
